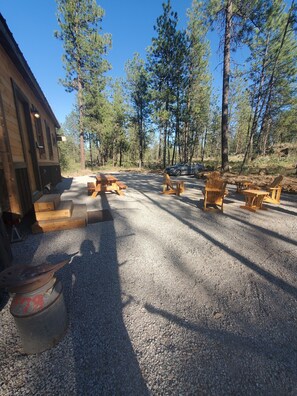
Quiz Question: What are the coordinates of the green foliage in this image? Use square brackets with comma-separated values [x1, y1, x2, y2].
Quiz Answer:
[58, 112, 80, 171]
[125, 53, 151, 167]
[55, 0, 111, 169]
[56, 0, 296, 174]
[55, 0, 111, 93]
[147, 0, 181, 167]
[186, 0, 211, 161]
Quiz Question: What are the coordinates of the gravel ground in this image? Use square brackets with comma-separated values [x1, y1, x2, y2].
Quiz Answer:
[1, 172, 297, 395]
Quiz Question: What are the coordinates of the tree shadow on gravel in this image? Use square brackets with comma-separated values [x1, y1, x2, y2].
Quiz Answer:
[68, 193, 149, 395]
[140, 191, 297, 299]
[51, 176, 73, 194]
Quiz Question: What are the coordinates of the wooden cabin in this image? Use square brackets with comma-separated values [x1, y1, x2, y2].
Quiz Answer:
[0, 14, 61, 218]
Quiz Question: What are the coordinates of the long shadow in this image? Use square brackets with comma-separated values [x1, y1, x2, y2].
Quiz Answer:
[139, 191, 297, 299]
[69, 192, 149, 394]
[52, 176, 73, 194]
[264, 204, 297, 216]
[144, 303, 295, 359]
[224, 212, 297, 247]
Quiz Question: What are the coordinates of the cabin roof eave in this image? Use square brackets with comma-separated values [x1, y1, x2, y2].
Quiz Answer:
[0, 14, 60, 129]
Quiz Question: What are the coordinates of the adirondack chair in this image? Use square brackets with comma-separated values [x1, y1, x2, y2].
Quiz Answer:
[206, 171, 229, 197]
[206, 171, 222, 180]
[162, 173, 185, 196]
[203, 177, 227, 212]
[250, 175, 283, 204]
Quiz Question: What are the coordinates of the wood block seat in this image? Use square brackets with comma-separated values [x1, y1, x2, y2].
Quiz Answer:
[34, 194, 60, 212]
[34, 200, 73, 221]
[32, 194, 87, 233]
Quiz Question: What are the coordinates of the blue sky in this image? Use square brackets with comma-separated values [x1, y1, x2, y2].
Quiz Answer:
[1, 1, 222, 125]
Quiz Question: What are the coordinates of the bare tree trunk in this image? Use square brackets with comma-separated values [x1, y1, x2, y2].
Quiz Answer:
[77, 78, 85, 170]
[138, 108, 144, 168]
[201, 127, 208, 162]
[158, 131, 162, 163]
[221, 0, 232, 172]
[89, 135, 93, 170]
[257, 3, 294, 151]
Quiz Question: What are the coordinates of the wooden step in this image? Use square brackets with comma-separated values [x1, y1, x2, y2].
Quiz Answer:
[35, 200, 73, 221]
[34, 194, 60, 212]
[31, 204, 87, 234]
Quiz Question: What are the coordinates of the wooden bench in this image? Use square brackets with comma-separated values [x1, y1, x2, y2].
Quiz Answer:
[116, 181, 127, 190]
[87, 182, 96, 195]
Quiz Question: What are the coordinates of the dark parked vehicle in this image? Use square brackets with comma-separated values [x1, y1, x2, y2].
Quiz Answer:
[165, 162, 205, 176]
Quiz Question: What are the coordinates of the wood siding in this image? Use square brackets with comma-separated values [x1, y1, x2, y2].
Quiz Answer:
[0, 30, 61, 216]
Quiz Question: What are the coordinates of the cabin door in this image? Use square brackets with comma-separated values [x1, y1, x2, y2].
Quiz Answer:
[15, 95, 41, 194]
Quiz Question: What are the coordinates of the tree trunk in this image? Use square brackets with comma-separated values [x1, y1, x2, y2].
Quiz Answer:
[201, 127, 208, 162]
[78, 79, 85, 170]
[221, 0, 232, 172]
[138, 107, 144, 168]
[158, 131, 162, 163]
[89, 135, 93, 170]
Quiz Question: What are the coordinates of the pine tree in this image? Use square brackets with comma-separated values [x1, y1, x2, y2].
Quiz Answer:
[125, 53, 150, 168]
[186, 0, 211, 163]
[55, 0, 111, 169]
[111, 79, 128, 167]
[147, 0, 181, 168]
[205, 0, 268, 171]
[240, 0, 297, 170]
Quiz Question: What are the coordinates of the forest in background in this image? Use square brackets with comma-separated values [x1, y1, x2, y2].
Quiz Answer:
[55, 0, 297, 175]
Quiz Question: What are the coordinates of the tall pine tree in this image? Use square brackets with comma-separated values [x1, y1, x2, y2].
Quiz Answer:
[125, 53, 150, 168]
[55, 0, 111, 169]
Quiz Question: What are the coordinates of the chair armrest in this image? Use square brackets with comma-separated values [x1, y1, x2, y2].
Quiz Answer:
[268, 186, 281, 191]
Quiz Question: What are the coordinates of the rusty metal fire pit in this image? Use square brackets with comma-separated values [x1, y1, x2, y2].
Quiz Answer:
[0, 255, 77, 354]
[0, 259, 70, 293]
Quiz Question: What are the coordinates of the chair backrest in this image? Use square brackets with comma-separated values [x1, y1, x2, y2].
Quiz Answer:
[269, 175, 283, 188]
[206, 177, 226, 191]
[164, 173, 173, 188]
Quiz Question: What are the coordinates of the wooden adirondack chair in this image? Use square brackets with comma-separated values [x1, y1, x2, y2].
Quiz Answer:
[206, 171, 222, 180]
[162, 173, 185, 196]
[206, 171, 229, 197]
[250, 175, 283, 204]
[263, 175, 283, 204]
[203, 177, 227, 212]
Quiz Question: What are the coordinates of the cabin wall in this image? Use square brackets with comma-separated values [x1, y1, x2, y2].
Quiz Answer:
[0, 43, 61, 216]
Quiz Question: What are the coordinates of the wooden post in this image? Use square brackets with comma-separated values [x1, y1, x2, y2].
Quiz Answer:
[0, 91, 21, 214]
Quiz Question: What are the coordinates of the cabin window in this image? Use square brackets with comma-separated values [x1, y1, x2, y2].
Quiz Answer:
[35, 117, 45, 159]
[45, 122, 53, 160]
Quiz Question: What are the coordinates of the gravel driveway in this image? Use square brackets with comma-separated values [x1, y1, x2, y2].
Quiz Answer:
[1, 173, 297, 395]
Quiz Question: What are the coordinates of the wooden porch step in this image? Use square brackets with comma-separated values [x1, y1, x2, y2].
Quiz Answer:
[34, 194, 60, 212]
[35, 200, 73, 221]
[31, 204, 87, 234]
